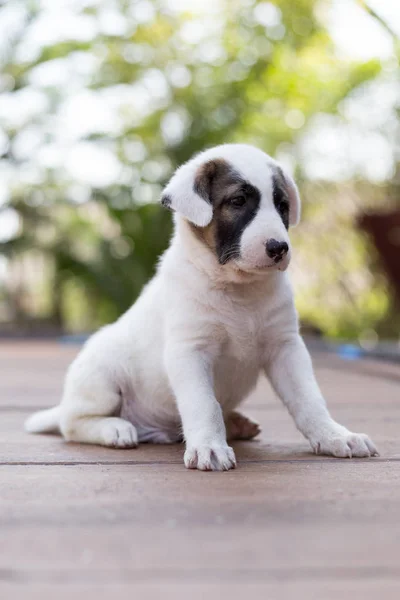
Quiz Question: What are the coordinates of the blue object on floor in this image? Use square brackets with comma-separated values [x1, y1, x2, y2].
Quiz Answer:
[337, 344, 364, 361]
[59, 334, 89, 345]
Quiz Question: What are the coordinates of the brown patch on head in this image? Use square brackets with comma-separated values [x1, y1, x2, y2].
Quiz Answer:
[193, 158, 230, 201]
[190, 158, 261, 264]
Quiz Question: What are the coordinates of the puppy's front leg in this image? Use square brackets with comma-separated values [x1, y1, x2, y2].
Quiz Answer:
[165, 347, 236, 471]
[264, 335, 378, 457]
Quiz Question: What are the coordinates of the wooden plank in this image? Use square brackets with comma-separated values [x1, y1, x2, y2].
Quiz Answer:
[0, 343, 77, 409]
[1, 582, 400, 600]
[0, 341, 399, 598]
[1, 407, 399, 464]
[1, 461, 399, 530]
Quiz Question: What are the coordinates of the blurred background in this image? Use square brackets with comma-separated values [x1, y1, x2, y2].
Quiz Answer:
[0, 0, 399, 348]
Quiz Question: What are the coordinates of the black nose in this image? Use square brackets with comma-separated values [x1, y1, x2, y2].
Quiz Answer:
[265, 239, 289, 262]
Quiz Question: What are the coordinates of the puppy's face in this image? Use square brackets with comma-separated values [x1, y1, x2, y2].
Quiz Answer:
[161, 144, 300, 275]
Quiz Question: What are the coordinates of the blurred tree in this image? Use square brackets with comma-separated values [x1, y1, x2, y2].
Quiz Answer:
[0, 0, 395, 336]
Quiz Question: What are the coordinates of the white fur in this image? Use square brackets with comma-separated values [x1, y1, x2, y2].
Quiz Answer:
[25, 144, 377, 470]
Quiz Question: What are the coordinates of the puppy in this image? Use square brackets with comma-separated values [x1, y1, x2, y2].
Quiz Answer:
[25, 144, 378, 470]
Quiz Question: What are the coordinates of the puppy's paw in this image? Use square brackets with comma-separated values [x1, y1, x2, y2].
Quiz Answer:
[310, 425, 378, 458]
[101, 418, 138, 448]
[184, 444, 236, 471]
[226, 411, 261, 441]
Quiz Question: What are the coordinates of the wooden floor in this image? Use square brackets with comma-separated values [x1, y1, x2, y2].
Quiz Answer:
[1, 341, 399, 599]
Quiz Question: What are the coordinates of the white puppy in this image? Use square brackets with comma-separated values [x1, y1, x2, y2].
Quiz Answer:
[25, 144, 378, 470]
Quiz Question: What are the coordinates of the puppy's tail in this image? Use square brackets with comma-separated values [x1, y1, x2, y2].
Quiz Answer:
[24, 406, 61, 435]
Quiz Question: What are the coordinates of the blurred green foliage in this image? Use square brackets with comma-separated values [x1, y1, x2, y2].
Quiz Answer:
[0, 0, 397, 338]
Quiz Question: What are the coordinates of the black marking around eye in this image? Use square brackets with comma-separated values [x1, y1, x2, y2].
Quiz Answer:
[216, 181, 260, 264]
[272, 170, 289, 230]
[189, 159, 261, 264]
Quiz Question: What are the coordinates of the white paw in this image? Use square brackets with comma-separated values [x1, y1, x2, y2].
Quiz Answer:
[184, 444, 237, 471]
[101, 419, 138, 448]
[310, 425, 378, 458]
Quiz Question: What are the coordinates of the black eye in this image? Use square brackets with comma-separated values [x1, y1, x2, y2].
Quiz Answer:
[229, 195, 246, 208]
[276, 200, 289, 215]
[274, 187, 288, 216]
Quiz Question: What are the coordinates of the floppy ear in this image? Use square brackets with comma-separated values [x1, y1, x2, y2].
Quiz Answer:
[161, 159, 222, 227]
[273, 165, 301, 227]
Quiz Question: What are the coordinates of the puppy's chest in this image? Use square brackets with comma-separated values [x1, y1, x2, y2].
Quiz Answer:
[220, 312, 264, 363]
[213, 318, 263, 408]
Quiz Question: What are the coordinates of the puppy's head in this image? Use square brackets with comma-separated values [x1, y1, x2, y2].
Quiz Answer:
[161, 144, 300, 274]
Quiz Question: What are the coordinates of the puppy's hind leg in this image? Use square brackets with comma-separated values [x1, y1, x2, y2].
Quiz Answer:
[60, 368, 138, 449]
[226, 411, 261, 441]
[62, 414, 138, 448]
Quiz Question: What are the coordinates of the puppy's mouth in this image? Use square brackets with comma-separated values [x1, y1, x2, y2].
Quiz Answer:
[233, 256, 290, 274]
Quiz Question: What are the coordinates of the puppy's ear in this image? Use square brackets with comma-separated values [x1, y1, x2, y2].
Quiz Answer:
[161, 159, 222, 227]
[273, 166, 301, 227]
